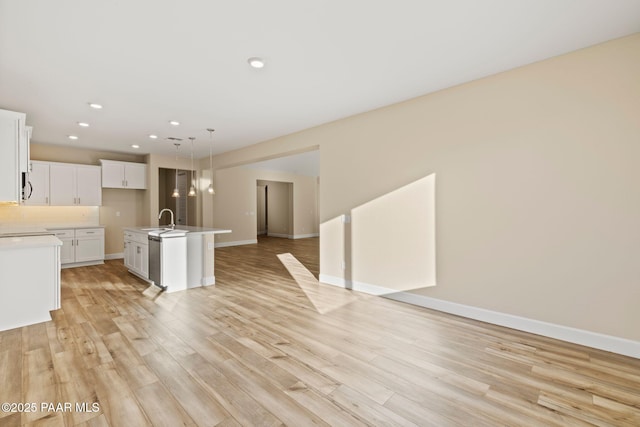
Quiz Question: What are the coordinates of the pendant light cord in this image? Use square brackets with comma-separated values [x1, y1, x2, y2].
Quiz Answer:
[207, 128, 215, 195]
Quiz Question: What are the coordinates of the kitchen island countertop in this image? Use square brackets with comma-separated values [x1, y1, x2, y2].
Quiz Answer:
[123, 225, 231, 293]
[124, 226, 231, 235]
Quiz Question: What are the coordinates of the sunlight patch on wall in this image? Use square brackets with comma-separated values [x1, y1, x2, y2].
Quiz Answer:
[351, 173, 436, 293]
[319, 173, 436, 295]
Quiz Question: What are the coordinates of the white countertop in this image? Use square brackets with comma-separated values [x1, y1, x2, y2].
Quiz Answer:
[0, 224, 104, 236]
[0, 225, 50, 235]
[47, 224, 105, 230]
[124, 226, 231, 235]
[0, 235, 62, 250]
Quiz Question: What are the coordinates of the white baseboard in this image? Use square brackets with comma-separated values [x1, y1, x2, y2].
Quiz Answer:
[264, 233, 319, 239]
[105, 253, 124, 260]
[267, 233, 292, 239]
[319, 274, 394, 295]
[200, 275, 215, 286]
[215, 239, 258, 248]
[293, 233, 319, 239]
[319, 274, 349, 288]
[61, 260, 104, 269]
[318, 274, 640, 359]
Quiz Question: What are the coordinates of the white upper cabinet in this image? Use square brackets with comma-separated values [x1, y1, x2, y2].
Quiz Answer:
[49, 163, 75, 205]
[50, 163, 102, 206]
[0, 108, 28, 204]
[76, 165, 102, 205]
[100, 159, 147, 189]
[24, 161, 50, 205]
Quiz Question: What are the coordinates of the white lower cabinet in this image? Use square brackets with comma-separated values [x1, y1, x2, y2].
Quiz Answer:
[0, 235, 61, 332]
[124, 230, 149, 279]
[50, 227, 104, 267]
[54, 230, 76, 264]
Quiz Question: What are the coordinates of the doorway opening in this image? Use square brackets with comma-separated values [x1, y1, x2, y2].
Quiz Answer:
[158, 167, 196, 226]
[257, 184, 268, 236]
[256, 180, 294, 238]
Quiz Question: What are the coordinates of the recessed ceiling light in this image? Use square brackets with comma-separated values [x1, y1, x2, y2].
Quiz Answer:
[77, 122, 89, 127]
[149, 134, 158, 139]
[248, 57, 265, 69]
[88, 103, 103, 109]
[131, 144, 140, 149]
[169, 120, 180, 126]
[68, 135, 78, 140]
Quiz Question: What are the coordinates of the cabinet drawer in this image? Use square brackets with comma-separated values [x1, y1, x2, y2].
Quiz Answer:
[76, 228, 104, 238]
[50, 229, 74, 238]
[131, 232, 149, 245]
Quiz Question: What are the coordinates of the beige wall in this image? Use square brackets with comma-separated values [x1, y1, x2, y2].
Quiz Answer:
[30, 143, 144, 165]
[101, 189, 145, 254]
[209, 166, 319, 245]
[201, 34, 640, 342]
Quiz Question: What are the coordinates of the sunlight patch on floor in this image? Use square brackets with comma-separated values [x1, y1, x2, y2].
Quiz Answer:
[142, 284, 185, 311]
[277, 252, 365, 314]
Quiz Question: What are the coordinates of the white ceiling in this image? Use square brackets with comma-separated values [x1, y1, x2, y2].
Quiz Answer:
[1, 1, 639, 160]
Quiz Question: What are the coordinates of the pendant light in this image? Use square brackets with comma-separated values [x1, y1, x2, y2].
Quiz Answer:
[188, 137, 196, 197]
[206, 128, 215, 195]
[172, 142, 180, 198]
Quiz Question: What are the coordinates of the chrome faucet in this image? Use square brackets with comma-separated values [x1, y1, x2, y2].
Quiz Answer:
[158, 209, 175, 229]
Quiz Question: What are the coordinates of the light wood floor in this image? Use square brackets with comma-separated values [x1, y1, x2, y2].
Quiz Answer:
[1, 236, 639, 426]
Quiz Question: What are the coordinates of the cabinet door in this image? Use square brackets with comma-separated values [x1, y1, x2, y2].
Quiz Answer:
[133, 243, 142, 273]
[76, 166, 102, 206]
[0, 109, 24, 203]
[140, 244, 149, 278]
[101, 162, 125, 188]
[75, 228, 104, 262]
[125, 163, 146, 189]
[24, 161, 50, 205]
[124, 240, 135, 269]
[50, 229, 75, 265]
[133, 243, 149, 278]
[59, 237, 75, 264]
[49, 163, 76, 205]
[75, 237, 104, 262]
[20, 126, 30, 176]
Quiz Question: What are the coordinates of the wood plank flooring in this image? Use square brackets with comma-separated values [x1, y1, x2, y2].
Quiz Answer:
[1, 236, 639, 426]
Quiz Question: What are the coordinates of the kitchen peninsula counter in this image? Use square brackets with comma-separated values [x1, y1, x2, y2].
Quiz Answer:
[123, 225, 231, 293]
[0, 234, 61, 332]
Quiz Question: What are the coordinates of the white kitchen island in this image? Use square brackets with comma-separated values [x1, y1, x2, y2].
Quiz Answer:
[0, 234, 61, 332]
[123, 226, 231, 293]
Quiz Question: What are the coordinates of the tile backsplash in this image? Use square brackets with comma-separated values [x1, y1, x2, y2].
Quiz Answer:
[0, 206, 100, 227]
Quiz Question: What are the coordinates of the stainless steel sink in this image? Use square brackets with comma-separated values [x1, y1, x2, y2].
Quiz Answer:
[147, 229, 188, 237]
[141, 227, 174, 231]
